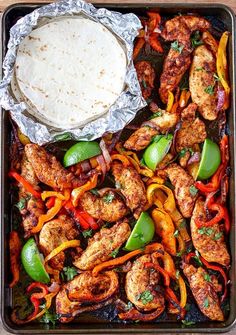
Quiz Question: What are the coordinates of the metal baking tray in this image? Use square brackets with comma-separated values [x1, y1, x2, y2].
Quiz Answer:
[1, 2, 236, 334]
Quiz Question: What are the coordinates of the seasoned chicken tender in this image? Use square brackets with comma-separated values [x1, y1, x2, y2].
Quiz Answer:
[125, 254, 165, 311]
[161, 15, 210, 50]
[73, 221, 131, 270]
[165, 163, 197, 218]
[176, 103, 207, 152]
[190, 198, 230, 266]
[25, 144, 82, 190]
[112, 162, 147, 217]
[124, 112, 178, 151]
[183, 263, 224, 321]
[19, 153, 45, 237]
[135, 61, 156, 100]
[189, 45, 218, 120]
[80, 190, 127, 222]
[39, 215, 79, 270]
[159, 48, 191, 103]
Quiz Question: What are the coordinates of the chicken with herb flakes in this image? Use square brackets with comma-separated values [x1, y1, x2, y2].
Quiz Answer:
[183, 262, 224, 321]
[39, 215, 80, 270]
[80, 189, 128, 222]
[73, 221, 131, 270]
[112, 162, 147, 218]
[124, 111, 178, 151]
[25, 144, 83, 190]
[125, 254, 165, 312]
[189, 45, 218, 120]
[19, 153, 45, 237]
[175, 102, 207, 152]
[135, 61, 156, 100]
[190, 198, 230, 266]
[165, 163, 198, 218]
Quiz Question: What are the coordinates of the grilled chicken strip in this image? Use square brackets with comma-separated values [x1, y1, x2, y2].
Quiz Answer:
[189, 45, 218, 120]
[176, 103, 207, 152]
[161, 15, 210, 50]
[56, 271, 118, 323]
[159, 48, 191, 103]
[80, 189, 128, 222]
[124, 111, 178, 151]
[126, 254, 165, 312]
[112, 162, 147, 218]
[39, 215, 79, 270]
[165, 163, 198, 218]
[24, 144, 82, 190]
[190, 198, 230, 266]
[73, 221, 131, 270]
[183, 263, 224, 321]
[19, 153, 45, 237]
[135, 61, 156, 100]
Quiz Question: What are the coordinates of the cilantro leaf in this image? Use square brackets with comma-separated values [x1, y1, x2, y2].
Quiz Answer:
[62, 267, 78, 281]
[189, 185, 198, 196]
[40, 309, 59, 327]
[203, 298, 209, 308]
[82, 229, 93, 238]
[171, 40, 184, 53]
[149, 111, 163, 119]
[204, 85, 215, 95]
[137, 290, 153, 305]
[191, 31, 203, 48]
[125, 301, 133, 311]
[204, 273, 211, 282]
[103, 193, 115, 204]
[213, 232, 223, 240]
[173, 230, 179, 237]
[110, 248, 119, 258]
[90, 188, 99, 196]
[182, 320, 196, 326]
[15, 198, 27, 211]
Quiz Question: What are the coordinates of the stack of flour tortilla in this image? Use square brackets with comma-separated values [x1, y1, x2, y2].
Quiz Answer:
[11, 16, 127, 129]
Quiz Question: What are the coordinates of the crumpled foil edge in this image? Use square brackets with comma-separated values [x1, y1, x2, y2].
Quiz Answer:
[0, 0, 146, 144]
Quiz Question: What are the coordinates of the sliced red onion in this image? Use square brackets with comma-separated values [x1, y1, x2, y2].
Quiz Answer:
[100, 139, 112, 170]
[187, 152, 201, 165]
[48, 281, 60, 293]
[80, 160, 91, 173]
[96, 155, 107, 183]
[172, 122, 182, 155]
[106, 130, 123, 152]
[217, 84, 225, 112]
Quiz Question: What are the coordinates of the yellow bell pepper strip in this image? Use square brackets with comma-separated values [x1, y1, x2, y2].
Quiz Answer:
[176, 234, 185, 255]
[92, 243, 164, 276]
[9, 231, 21, 288]
[44, 263, 60, 283]
[111, 154, 130, 167]
[179, 90, 191, 108]
[44, 240, 80, 265]
[152, 208, 176, 256]
[216, 31, 230, 110]
[17, 128, 31, 145]
[31, 198, 63, 234]
[146, 176, 165, 186]
[41, 191, 68, 201]
[71, 173, 98, 207]
[178, 275, 187, 308]
[166, 91, 174, 112]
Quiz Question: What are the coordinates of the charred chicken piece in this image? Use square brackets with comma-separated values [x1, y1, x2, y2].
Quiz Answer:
[125, 254, 165, 311]
[159, 48, 191, 103]
[183, 262, 224, 321]
[176, 102, 207, 152]
[19, 153, 45, 237]
[135, 61, 156, 100]
[56, 270, 118, 323]
[124, 111, 178, 151]
[190, 198, 230, 266]
[39, 215, 80, 271]
[80, 189, 128, 222]
[161, 15, 210, 50]
[24, 144, 83, 190]
[112, 162, 147, 218]
[189, 45, 218, 120]
[73, 221, 131, 270]
[165, 163, 198, 218]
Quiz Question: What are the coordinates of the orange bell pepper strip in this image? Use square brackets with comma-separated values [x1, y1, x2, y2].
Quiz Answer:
[31, 198, 63, 234]
[152, 208, 177, 256]
[133, 38, 145, 59]
[111, 154, 130, 167]
[147, 11, 161, 30]
[118, 305, 165, 321]
[165, 287, 186, 319]
[92, 243, 164, 276]
[44, 240, 80, 265]
[145, 262, 170, 286]
[148, 34, 164, 53]
[41, 190, 68, 201]
[166, 91, 174, 112]
[71, 173, 98, 207]
[216, 31, 230, 110]
[8, 171, 41, 199]
[9, 231, 21, 288]
[179, 90, 191, 108]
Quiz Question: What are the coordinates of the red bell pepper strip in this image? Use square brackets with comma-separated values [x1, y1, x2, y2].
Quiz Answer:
[196, 203, 225, 228]
[26, 282, 49, 320]
[148, 34, 164, 53]
[8, 171, 41, 199]
[147, 12, 161, 30]
[64, 200, 98, 230]
[45, 197, 55, 209]
[9, 231, 21, 288]
[185, 253, 228, 302]
[222, 206, 230, 234]
[145, 262, 170, 286]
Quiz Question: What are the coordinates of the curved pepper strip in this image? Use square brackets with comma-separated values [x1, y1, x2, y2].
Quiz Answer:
[179, 90, 191, 108]
[145, 262, 170, 286]
[196, 203, 225, 228]
[147, 183, 190, 242]
[152, 208, 176, 256]
[44, 240, 80, 266]
[133, 38, 145, 59]
[111, 154, 130, 167]
[166, 91, 174, 112]
[26, 282, 49, 320]
[9, 231, 21, 288]
[31, 198, 63, 234]
[165, 287, 186, 319]
[92, 243, 164, 276]
[8, 171, 41, 199]
[118, 305, 165, 321]
[216, 31, 230, 110]
[41, 190, 69, 201]
[185, 252, 228, 302]
[71, 173, 98, 207]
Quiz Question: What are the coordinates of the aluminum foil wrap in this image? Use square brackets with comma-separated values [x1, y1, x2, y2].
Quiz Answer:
[0, 0, 146, 144]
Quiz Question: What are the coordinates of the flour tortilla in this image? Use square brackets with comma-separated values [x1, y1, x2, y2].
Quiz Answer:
[13, 16, 127, 129]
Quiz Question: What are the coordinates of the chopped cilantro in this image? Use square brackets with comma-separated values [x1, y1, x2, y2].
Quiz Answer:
[204, 273, 211, 282]
[125, 301, 133, 311]
[40, 308, 59, 327]
[136, 290, 153, 305]
[103, 193, 115, 204]
[213, 232, 223, 240]
[90, 188, 99, 196]
[171, 40, 184, 53]
[62, 267, 78, 281]
[204, 85, 215, 95]
[195, 67, 204, 71]
[176, 270, 180, 279]
[110, 248, 119, 258]
[182, 320, 196, 326]
[149, 111, 163, 119]
[173, 230, 179, 237]
[191, 31, 203, 48]
[82, 229, 93, 238]
[142, 79, 147, 88]
[15, 197, 27, 211]
[198, 227, 214, 236]
[203, 298, 209, 308]
[189, 185, 198, 196]
[179, 148, 188, 157]
[213, 73, 220, 81]
[179, 219, 186, 229]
